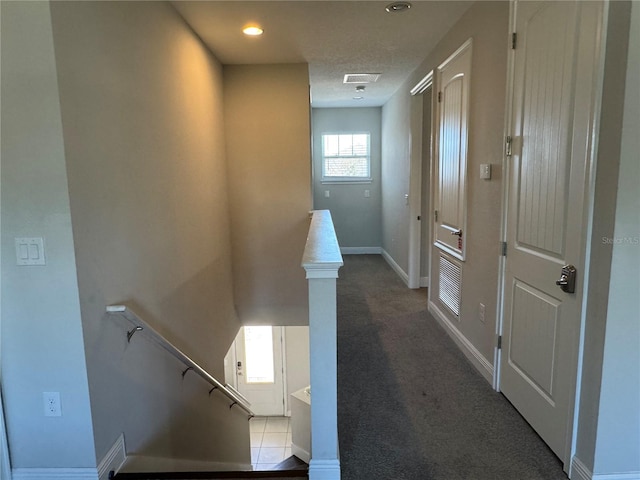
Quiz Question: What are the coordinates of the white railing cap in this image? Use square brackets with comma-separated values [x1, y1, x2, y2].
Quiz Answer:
[302, 210, 343, 279]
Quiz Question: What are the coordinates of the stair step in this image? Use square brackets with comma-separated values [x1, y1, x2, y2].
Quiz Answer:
[111, 470, 307, 480]
[111, 457, 309, 480]
[271, 456, 307, 471]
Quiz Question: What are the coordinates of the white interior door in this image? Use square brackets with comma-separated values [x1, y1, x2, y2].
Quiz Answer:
[235, 326, 285, 416]
[434, 39, 472, 261]
[500, 1, 603, 465]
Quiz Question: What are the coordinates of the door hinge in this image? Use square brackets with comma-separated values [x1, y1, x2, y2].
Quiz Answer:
[512, 32, 517, 49]
[505, 136, 513, 157]
[438, 91, 442, 103]
[434, 210, 439, 222]
[497, 335, 503, 349]
[501, 241, 507, 256]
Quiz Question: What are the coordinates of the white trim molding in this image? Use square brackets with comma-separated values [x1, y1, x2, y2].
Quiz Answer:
[428, 300, 494, 384]
[98, 434, 126, 480]
[339, 247, 382, 255]
[309, 459, 341, 480]
[572, 457, 593, 480]
[420, 276, 430, 288]
[571, 457, 640, 480]
[381, 249, 409, 286]
[291, 443, 310, 464]
[12, 469, 98, 480]
[1, 392, 11, 480]
[594, 474, 640, 480]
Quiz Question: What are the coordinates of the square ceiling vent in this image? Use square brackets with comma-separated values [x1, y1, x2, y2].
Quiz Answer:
[343, 73, 381, 84]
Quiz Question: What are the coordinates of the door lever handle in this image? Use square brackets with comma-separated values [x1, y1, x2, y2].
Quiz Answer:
[556, 265, 576, 293]
[450, 229, 463, 237]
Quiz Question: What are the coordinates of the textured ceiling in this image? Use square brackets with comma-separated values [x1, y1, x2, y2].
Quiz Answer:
[172, 1, 473, 108]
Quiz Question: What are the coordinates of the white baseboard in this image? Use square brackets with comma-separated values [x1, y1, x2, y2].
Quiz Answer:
[594, 473, 640, 480]
[340, 247, 382, 255]
[572, 457, 593, 480]
[98, 434, 126, 480]
[428, 300, 494, 384]
[309, 459, 341, 480]
[381, 249, 409, 286]
[420, 276, 430, 288]
[12, 469, 98, 480]
[291, 443, 310, 464]
[571, 457, 640, 480]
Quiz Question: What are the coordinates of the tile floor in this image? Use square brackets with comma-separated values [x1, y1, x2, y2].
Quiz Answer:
[250, 416, 292, 470]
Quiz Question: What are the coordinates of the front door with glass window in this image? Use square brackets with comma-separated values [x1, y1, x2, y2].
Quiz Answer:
[235, 326, 285, 416]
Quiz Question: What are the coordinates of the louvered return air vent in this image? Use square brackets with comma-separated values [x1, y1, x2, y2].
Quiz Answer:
[439, 255, 461, 317]
[343, 73, 381, 84]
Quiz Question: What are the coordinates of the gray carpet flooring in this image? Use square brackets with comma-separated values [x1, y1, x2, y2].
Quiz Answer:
[337, 254, 568, 480]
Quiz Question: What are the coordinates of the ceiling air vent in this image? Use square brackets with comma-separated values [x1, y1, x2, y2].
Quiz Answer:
[343, 73, 381, 84]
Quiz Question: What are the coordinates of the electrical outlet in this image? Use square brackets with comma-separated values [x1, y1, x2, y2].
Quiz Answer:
[479, 303, 486, 323]
[43, 392, 62, 417]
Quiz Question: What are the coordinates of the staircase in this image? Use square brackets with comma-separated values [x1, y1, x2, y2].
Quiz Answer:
[110, 456, 308, 480]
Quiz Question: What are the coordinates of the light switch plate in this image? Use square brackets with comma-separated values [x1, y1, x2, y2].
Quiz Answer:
[15, 237, 46, 266]
[480, 164, 492, 180]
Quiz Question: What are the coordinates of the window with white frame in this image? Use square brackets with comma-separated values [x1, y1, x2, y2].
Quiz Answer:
[322, 133, 371, 182]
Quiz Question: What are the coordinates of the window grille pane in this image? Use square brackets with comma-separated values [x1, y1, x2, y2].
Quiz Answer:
[324, 135, 340, 156]
[352, 134, 368, 155]
[325, 157, 369, 177]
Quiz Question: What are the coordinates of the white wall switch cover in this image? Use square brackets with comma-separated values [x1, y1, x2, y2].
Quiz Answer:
[324, 190, 330, 198]
[364, 189, 370, 198]
[15, 237, 46, 266]
[480, 164, 492, 180]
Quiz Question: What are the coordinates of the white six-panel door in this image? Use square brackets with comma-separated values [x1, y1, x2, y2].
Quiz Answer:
[500, 1, 604, 466]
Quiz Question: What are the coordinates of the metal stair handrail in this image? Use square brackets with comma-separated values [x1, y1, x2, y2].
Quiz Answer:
[106, 305, 253, 419]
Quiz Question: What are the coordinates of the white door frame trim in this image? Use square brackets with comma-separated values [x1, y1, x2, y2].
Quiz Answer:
[408, 70, 434, 289]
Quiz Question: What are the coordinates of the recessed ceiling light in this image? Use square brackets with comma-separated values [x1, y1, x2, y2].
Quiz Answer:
[243, 25, 264, 36]
[385, 2, 412, 13]
[353, 96, 364, 100]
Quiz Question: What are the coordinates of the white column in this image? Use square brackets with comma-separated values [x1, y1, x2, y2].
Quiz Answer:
[302, 210, 343, 480]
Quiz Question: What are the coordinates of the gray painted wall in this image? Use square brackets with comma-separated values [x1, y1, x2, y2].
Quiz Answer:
[49, 0, 247, 464]
[381, 93, 412, 271]
[381, 1, 508, 363]
[312, 108, 382, 249]
[574, 2, 640, 474]
[1, 1, 96, 468]
[284, 326, 310, 403]
[594, 5, 640, 471]
[574, 2, 636, 473]
[224, 64, 311, 327]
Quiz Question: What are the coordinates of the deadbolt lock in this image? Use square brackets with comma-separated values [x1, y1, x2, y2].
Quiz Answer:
[556, 265, 577, 294]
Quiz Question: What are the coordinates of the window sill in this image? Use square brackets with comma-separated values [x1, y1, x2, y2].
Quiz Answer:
[321, 179, 372, 185]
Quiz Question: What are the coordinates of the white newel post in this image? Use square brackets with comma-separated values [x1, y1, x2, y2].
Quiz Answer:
[302, 210, 343, 480]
